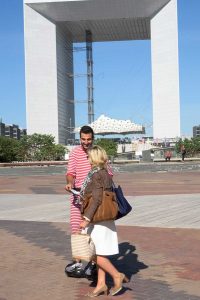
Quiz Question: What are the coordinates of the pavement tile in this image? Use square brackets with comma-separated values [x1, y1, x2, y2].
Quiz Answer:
[0, 221, 200, 300]
[1, 167, 200, 299]
[1, 171, 200, 195]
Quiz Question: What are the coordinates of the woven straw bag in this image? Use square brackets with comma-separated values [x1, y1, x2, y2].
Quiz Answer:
[71, 233, 96, 262]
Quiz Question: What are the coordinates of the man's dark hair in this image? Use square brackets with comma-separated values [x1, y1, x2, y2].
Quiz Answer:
[80, 125, 94, 139]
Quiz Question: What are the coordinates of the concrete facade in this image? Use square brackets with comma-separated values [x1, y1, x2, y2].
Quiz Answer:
[151, 0, 180, 138]
[24, 5, 74, 144]
[24, 0, 180, 143]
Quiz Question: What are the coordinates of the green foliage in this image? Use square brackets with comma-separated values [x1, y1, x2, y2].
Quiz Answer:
[0, 136, 19, 162]
[53, 144, 66, 161]
[95, 138, 117, 157]
[175, 137, 200, 157]
[0, 134, 66, 162]
[17, 133, 66, 161]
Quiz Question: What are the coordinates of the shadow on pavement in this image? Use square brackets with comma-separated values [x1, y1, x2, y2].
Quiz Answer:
[0, 220, 71, 259]
[99, 241, 149, 294]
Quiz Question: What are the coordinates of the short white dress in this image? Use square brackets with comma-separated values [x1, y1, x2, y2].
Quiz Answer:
[87, 220, 119, 256]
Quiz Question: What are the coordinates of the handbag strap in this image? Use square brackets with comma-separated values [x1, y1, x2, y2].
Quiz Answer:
[98, 170, 105, 192]
[80, 167, 101, 198]
[99, 169, 114, 192]
[112, 180, 117, 189]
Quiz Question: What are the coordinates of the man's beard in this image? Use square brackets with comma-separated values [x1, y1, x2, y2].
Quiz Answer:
[81, 143, 92, 151]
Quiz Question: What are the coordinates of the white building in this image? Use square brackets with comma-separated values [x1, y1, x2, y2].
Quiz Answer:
[24, 0, 180, 144]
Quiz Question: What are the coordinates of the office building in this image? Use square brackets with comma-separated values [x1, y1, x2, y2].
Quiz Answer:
[193, 125, 200, 137]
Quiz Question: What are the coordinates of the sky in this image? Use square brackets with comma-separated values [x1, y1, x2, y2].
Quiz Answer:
[0, 0, 200, 137]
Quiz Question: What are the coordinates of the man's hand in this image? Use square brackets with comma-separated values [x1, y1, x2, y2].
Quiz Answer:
[65, 175, 74, 192]
[65, 183, 72, 192]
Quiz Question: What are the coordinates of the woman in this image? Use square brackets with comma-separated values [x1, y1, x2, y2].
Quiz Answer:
[80, 145, 128, 297]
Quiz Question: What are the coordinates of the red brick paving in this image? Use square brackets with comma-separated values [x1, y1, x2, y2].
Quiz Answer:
[1, 170, 200, 299]
[114, 172, 200, 196]
[0, 221, 200, 300]
[1, 171, 200, 195]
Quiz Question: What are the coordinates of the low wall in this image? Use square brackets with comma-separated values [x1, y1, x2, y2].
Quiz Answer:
[0, 161, 68, 167]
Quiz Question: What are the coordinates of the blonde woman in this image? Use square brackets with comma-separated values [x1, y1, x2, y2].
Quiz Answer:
[80, 145, 128, 297]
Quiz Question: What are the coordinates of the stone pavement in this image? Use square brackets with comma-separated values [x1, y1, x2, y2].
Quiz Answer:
[0, 165, 200, 300]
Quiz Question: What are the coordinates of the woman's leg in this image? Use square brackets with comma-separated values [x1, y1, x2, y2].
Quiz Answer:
[97, 255, 121, 285]
[96, 255, 128, 291]
[91, 255, 119, 294]
[92, 266, 106, 292]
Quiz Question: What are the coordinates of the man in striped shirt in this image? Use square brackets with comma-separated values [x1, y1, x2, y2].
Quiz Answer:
[65, 125, 113, 279]
[65, 125, 94, 234]
[65, 126, 96, 279]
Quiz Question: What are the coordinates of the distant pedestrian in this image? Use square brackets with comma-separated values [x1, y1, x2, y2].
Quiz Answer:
[122, 144, 126, 153]
[180, 145, 186, 161]
[165, 150, 172, 162]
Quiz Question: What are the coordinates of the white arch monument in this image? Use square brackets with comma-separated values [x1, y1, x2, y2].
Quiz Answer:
[24, 0, 180, 144]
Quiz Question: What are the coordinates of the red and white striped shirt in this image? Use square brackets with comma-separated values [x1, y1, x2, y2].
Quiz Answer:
[66, 145, 91, 188]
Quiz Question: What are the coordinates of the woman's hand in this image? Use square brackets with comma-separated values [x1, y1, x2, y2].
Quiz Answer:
[80, 219, 89, 229]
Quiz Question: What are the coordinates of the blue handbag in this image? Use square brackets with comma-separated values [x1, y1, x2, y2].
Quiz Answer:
[112, 183, 132, 220]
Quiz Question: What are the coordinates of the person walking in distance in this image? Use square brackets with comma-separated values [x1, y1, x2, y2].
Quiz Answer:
[165, 150, 172, 162]
[181, 145, 186, 162]
[65, 126, 113, 279]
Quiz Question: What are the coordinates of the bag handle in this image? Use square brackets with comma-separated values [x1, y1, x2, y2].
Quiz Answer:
[112, 179, 117, 189]
[99, 169, 113, 192]
[99, 171, 105, 191]
[81, 228, 88, 234]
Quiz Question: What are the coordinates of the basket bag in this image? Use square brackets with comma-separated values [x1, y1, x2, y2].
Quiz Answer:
[71, 233, 96, 262]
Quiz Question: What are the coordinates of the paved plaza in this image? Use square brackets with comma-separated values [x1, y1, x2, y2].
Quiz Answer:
[0, 163, 200, 299]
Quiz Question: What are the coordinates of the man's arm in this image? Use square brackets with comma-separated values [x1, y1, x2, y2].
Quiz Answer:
[65, 148, 76, 191]
[65, 174, 74, 191]
[107, 162, 113, 176]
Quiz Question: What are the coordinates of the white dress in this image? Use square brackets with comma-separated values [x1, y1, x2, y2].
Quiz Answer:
[87, 220, 119, 256]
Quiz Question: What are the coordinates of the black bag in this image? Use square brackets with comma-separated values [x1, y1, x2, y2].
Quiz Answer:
[112, 183, 132, 220]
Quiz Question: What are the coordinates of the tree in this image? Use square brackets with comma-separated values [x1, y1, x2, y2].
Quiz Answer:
[0, 136, 19, 162]
[51, 144, 66, 161]
[95, 138, 118, 158]
[17, 133, 66, 161]
[175, 137, 200, 157]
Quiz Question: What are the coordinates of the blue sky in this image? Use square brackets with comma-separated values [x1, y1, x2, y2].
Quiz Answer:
[0, 0, 200, 137]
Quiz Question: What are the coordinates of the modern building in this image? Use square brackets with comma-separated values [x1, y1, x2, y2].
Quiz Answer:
[5, 125, 14, 139]
[0, 122, 5, 137]
[24, 0, 180, 144]
[193, 125, 200, 137]
[0, 122, 27, 140]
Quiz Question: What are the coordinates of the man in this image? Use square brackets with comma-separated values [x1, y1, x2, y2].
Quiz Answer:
[180, 145, 186, 162]
[65, 125, 94, 279]
[65, 126, 113, 279]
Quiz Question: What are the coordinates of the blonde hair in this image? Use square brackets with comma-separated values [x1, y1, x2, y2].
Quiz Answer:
[88, 145, 108, 168]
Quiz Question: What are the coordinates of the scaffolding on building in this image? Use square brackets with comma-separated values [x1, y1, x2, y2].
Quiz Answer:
[66, 30, 94, 125]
